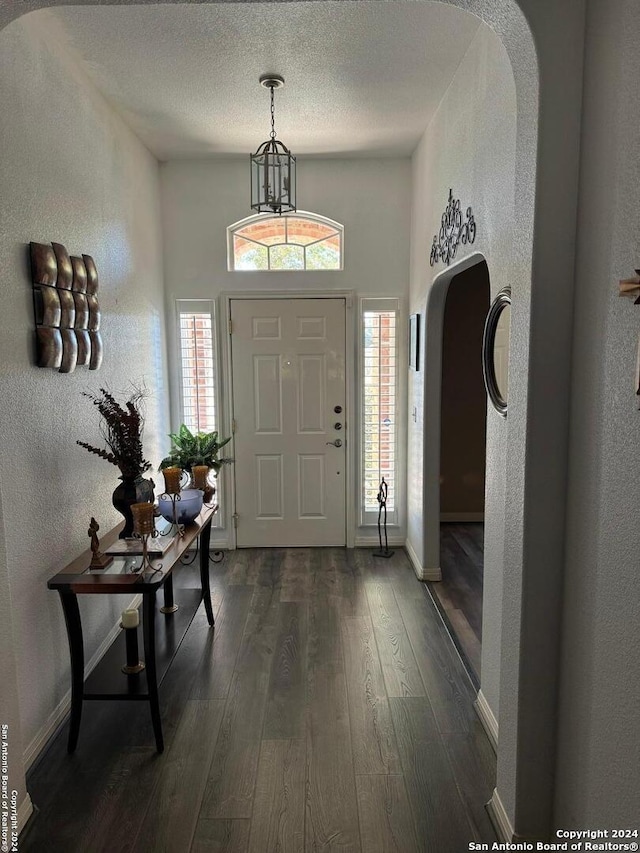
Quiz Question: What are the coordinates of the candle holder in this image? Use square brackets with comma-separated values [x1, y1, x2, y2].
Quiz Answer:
[162, 466, 182, 494]
[191, 465, 216, 507]
[131, 501, 162, 574]
[121, 609, 145, 675]
[159, 467, 185, 537]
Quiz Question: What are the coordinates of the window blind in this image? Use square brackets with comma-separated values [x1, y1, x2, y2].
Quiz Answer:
[177, 302, 216, 433]
[363, 309, 397, 513]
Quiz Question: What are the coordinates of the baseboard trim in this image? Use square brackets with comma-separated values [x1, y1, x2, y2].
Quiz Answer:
[486, 788, 514, 843]
[354, 535, 406, 548]
[440, 512, 485, 522]
[474, 689, 498, 752]
[23, 593, 143, 771]
[18, 792, 34, 834]
[404, 539, 441, 582]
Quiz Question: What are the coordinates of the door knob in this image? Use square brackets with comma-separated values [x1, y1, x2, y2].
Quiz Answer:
[326, 439, 343, 448]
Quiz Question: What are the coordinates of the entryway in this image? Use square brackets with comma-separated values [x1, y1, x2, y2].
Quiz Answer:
[230, 297, 347, 547]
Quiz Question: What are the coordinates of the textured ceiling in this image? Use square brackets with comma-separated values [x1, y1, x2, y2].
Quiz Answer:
[45, 2, 481, 160]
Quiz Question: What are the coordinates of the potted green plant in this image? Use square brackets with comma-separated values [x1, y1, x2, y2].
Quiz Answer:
[159, 424, 233, 480]
[77, 387, 155, 538]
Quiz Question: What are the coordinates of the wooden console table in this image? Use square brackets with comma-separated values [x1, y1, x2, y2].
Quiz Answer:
[47, 505, 218, 754]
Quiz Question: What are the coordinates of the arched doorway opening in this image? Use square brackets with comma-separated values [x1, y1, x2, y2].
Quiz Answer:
[431, 259, 490, 682]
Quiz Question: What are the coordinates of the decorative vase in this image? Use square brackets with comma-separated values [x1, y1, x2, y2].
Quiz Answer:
[112, 474, 155, 538]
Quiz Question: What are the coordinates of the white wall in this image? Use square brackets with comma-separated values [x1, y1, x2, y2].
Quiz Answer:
[555, 0, 640, 827]
[0, 10, 168, 804]
[407, 22, 517, 721]
[0, 489, 30, 831]
[160, 157, 411, 541]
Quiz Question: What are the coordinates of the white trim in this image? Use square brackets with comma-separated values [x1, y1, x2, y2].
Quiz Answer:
[222, 290, 356, 548]
[404, 538, 441, 582]
[209, 534, 231, 551]
[23, 594, 142, 771]
[486, 788, 514, 843]
[354, 534, 406, 548]
[440, 512, 484, 522]
[474, 689, 498, 751]
[18, 793, 34, 834]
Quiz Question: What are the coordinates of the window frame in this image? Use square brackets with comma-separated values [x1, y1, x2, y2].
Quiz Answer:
[175, 298, 219, 435]
[175, 298, 226, 529]
[359, 297, 400, 527]
[227, 210, 344, 272]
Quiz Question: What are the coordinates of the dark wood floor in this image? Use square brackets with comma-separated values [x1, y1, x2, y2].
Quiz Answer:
[429, 524, 484, 682]
[24, 547, 496, 853]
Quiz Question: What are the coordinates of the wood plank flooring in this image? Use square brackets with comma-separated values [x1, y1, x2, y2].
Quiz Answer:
[429, 523, 484, 682]
[23, 548, 496, 853]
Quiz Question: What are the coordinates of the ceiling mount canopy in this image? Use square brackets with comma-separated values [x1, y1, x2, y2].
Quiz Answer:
[251, 74, 296, 215]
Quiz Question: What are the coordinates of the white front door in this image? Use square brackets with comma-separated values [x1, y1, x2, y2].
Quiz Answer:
[230, 298, 346, 547]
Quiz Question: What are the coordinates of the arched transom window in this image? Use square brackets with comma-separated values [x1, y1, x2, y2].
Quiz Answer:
[228, 212, 343, 271]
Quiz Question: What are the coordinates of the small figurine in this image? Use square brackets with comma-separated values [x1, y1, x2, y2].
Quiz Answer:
[88, 517, 113, 570]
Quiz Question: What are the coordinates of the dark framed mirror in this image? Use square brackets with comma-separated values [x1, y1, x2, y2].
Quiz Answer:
[482, 286, 511, 417]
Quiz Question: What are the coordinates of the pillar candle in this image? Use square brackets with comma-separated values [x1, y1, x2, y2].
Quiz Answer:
[122, 608, 139, 629]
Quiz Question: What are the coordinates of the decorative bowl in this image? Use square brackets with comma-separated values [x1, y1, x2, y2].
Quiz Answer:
[158, 489, 204, 524]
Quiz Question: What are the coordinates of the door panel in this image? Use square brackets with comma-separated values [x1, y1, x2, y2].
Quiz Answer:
[231, 298, 346, 547]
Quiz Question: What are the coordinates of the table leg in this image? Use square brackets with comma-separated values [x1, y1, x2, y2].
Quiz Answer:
[142, 591, 164, 753]
[199, 519, 215, 627]
[160, 574, 179, 613]
[58, 590, 84, 753]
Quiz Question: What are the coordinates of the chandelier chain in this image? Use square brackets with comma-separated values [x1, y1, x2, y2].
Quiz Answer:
[270, 85, 276, 139]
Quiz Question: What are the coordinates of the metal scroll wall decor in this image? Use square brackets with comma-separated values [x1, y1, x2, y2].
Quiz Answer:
[373, 476, 394, 559]
[30, 242, 103, 374]
[429, 188, 476, 267]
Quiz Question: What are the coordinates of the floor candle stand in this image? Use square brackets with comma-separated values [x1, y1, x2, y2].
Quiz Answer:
[373, 476, 394, 558]
[121, 609, 145, 675]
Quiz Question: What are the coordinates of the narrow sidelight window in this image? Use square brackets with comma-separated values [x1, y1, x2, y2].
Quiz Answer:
[361, 299, 398, 524]
[176, 300, 218, 433]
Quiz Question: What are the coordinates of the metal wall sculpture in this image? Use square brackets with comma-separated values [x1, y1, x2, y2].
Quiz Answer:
[30, 242, 103, 373]
[430, 188, 476, 267]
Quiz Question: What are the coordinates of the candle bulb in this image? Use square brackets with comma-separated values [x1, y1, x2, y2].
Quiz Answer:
[192, 465, 209, 491]
[131, 501, 155, 536]
[122, 608, 139, 629]
[163, 466, 182, 495]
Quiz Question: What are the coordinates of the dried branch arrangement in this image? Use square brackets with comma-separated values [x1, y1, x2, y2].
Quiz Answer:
[77, 386, 152, 479]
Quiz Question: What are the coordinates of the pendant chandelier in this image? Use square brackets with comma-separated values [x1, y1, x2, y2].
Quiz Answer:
[250, 75, 296, 215]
